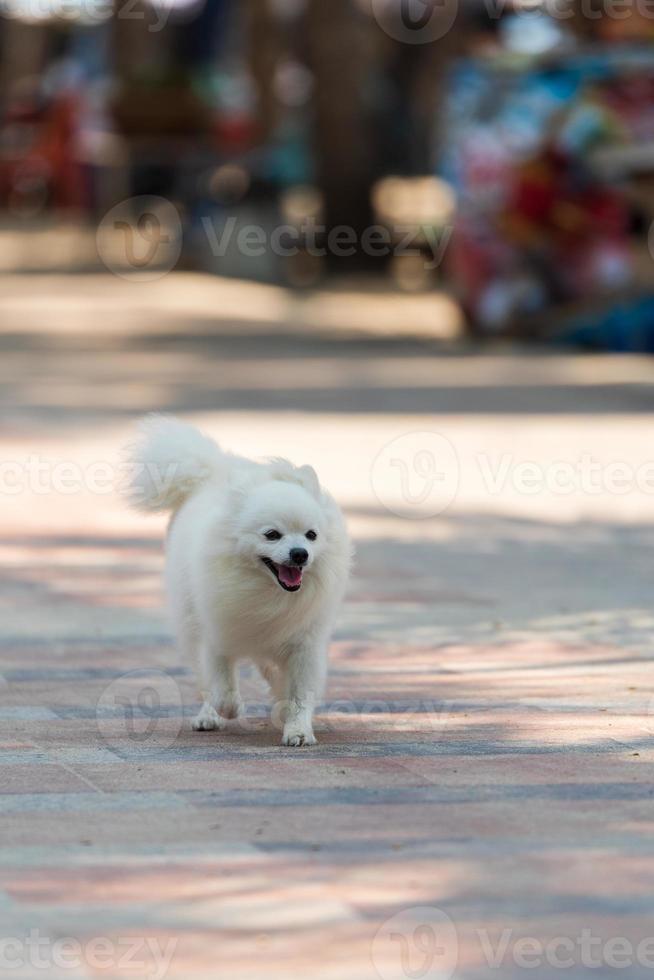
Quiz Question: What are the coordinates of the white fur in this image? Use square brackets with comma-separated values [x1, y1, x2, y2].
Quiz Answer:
[126, 415, 351, 746]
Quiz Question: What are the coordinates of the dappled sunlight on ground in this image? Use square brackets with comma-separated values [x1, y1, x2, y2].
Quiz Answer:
[3, 273, 654, 978]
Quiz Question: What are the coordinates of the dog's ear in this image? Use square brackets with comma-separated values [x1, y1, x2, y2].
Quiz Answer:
[297, 464, 321, 499]
[267, 458, 322, 498]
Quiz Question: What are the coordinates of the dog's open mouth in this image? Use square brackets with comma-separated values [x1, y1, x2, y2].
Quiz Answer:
[261, 558, 303, 592]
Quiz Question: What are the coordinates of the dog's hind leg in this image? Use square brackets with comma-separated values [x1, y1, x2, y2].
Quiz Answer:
[170, 608, 223, 732]
[212, 655, 244, 721]
[280, 637, 328, 747]
[192, 701, 224, 731]
[259, 662, 285, 702]
[192, 642, 243, 731]
[259, 662, 288, 729]
[190, 638, 223, 732]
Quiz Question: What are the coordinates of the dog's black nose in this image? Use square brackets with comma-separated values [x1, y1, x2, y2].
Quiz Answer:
[289, 548, 308, 566]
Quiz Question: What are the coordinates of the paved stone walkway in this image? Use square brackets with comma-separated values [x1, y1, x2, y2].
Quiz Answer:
[2, 274, 654, 979]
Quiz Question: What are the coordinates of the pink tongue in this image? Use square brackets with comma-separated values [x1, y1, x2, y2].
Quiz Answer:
[278, 565, 303, 588]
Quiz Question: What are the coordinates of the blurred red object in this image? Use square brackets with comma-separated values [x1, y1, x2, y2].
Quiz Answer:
[0, 91, 87, 214]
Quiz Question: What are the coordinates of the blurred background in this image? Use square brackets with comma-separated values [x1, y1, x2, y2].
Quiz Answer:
[2, 0, 654, 342]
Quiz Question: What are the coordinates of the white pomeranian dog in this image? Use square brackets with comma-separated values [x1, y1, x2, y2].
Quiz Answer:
[126, 415, 351, 746]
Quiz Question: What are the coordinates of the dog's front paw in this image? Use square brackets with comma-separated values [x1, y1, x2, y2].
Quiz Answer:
[218, 696, 244, 721]
[281, 729, 317, 748]
[192, 705, 224, 731]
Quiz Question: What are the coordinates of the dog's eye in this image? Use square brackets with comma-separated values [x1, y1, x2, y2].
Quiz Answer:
[264, 530, 282, 541]
[306, 530, 317, 541]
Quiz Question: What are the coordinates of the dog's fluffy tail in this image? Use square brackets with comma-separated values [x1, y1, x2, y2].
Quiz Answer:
[125, 415, 225, 513]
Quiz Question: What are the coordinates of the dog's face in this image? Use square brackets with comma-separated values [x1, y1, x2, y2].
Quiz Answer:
[234, 480, 325, 594]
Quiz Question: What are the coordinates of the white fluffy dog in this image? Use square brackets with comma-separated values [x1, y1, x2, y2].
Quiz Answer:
[127, 415, 351, 746]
